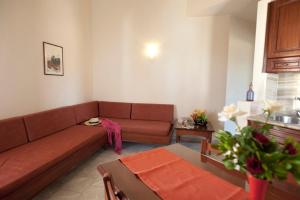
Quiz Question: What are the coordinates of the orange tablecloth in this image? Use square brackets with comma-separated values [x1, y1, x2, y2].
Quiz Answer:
[121, 148, 247, 200]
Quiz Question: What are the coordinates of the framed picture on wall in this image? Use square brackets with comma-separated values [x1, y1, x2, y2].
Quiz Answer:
[43, 42, 64, 76]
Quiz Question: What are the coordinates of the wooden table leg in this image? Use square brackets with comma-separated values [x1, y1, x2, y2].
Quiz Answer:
[200, 139, 208, 162]
[208, 133, 212, 143]
[200, 139, 208, 154]
[176, 135, 180, 143]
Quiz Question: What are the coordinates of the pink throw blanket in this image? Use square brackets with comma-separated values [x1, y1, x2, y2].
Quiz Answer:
[102, 119, 122, 154]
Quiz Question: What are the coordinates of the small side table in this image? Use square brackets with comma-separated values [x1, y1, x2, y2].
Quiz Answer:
[175, 121, 214, 143]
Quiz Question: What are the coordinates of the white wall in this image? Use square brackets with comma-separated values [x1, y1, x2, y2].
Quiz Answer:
[224, 17, 256, 132]
[187, 0, 257, 23]
[225, 17, 256, 104]
[252, 0, 276, 101]
[0, 0, 92, 119]
[0, 0, 256, 129]
[91, 0, 231, 128]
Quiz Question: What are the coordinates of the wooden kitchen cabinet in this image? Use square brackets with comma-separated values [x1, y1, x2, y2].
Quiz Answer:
[264, 0, 300, 73]
[248, 120, 300, 144]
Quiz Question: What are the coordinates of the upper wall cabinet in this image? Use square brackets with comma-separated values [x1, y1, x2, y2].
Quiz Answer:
[264, 0, 300, 73]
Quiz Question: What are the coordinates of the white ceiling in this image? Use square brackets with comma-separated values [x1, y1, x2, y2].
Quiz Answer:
[187, 0, 258, 22]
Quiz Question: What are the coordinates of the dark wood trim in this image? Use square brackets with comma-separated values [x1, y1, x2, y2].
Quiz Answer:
[263, 1, 273, 72]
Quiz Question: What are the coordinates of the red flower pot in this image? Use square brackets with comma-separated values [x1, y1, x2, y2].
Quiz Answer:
[248, 174, 269, 200]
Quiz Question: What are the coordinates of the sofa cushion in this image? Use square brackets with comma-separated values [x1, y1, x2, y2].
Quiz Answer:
[131, 103, 174, 122]
[73, 101, 99, 123]
[109, 118, 171, 136]
[0, 125, 106, 197]
[24, 106, 77, 141]
[122, 132, 172, 144]
[99, 101, 131, 119]
[0, 117, 28, 153]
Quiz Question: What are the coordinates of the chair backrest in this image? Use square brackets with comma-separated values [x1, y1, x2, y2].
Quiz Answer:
[99, 166, 128, 200]
[201, 139, 221, 156]
[200, 139, 246, 180]
[200, 139, 223, 165]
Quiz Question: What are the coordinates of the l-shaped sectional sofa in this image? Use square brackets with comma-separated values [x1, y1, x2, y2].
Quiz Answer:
[0, 101, 174, 200]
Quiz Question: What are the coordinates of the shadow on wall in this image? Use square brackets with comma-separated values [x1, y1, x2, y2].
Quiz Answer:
[205, 16, 230, 130]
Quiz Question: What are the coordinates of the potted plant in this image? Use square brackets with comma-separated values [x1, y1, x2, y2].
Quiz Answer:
[216, 101, 300, 200]
[191, 109, 208, 126]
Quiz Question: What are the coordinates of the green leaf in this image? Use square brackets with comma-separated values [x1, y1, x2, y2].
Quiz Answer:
[292, 160, 300, 165]
[255, 151, 261, 160]
[224, 160, 234, 170]
[293, 172, 300, 184]
[265, 171, 273, 180]
[286, 163, 292, 170]
[275, 167, 288, 179]
[262, 163, 268, 171]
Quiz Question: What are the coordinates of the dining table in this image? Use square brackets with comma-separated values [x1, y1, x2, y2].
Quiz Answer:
[97, 143, 300, 200]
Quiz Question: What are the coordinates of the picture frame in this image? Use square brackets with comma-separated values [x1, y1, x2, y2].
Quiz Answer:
[43, 42, 64, 76]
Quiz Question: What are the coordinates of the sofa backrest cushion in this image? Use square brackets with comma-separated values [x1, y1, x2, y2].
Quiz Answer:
[99, 101, 131, 119]
[73, 101, 99, 123]
[0, 117, 28, 153]
[131, 103, 174, 122]
[24, 106, 76, 141]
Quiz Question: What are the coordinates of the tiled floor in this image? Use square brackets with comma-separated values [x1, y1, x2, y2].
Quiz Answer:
[33, 139, 201, 200]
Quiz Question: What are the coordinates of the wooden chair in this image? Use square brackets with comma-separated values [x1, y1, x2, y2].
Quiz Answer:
[200, 139, 246, 179]
[200, 139, 222, 163]
[201, 139, 220, 155]
[98, 166, 128, 200]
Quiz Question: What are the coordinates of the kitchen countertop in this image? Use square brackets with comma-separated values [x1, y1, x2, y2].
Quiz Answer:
[248, 115, 300, 131]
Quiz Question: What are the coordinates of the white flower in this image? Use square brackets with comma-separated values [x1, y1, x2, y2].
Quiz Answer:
[218, 104, 246, 122]
[233, 158, 238, 164]
[233, 146, 238, 152]
[234, 165, 241, 171]
[232, 153, 238, 158]
[233, 143, 240, 152]
[264, 100, 283, 113]
[223, 150, 232, 156]
[235, 131, 241, 135]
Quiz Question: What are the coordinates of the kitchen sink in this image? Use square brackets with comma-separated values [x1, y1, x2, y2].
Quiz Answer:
[270, 115, 300, 125]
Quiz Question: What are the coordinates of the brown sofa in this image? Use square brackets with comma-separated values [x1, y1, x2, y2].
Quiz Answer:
[99, 101, 174, 144]
[0, 101, 107, 200]
[0, 101, 174, 199]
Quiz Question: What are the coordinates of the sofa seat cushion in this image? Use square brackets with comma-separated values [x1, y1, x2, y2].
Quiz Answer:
[0, 125, 106, 196]
[108, 118, 171, 136]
